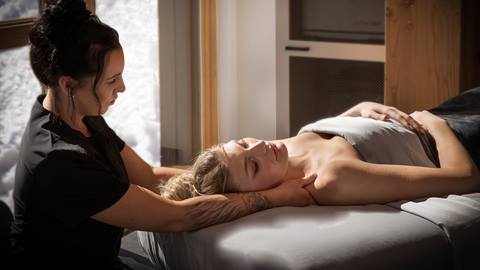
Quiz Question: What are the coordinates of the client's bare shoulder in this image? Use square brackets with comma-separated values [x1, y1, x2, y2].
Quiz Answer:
[294, 132, 364, 205]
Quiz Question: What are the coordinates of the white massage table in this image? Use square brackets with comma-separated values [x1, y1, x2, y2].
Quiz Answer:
[138, 193, 480, 270]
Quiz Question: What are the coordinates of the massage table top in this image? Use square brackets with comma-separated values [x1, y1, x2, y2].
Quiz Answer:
[139, 193, 480, 270]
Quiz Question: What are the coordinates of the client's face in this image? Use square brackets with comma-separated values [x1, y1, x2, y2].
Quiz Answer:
[222, 137, 288, 192]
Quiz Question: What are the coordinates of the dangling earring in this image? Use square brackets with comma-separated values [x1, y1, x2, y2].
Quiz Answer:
[68, 87, 76, 111]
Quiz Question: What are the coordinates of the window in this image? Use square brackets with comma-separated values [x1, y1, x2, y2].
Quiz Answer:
[96, 0, 161, 164]
[0, 0, 43, 208]
[0, 0, 94, 209]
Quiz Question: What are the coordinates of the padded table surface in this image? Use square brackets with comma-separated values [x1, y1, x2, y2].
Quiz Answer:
[139, 203, 454, 270]
[388, 193, 480, 270]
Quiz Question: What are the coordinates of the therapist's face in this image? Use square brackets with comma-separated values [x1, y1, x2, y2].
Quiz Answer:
[221, 137, 288, 192]
[72, 48, 126, 115]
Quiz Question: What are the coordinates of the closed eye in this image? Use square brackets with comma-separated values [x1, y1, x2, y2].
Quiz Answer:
[251, 158, 259, 176]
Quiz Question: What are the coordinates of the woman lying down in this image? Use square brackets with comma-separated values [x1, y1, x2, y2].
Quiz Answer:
[160, 89, 480, 205]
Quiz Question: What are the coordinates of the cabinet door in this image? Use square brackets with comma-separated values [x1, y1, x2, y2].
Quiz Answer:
[276, 0, 385, 137]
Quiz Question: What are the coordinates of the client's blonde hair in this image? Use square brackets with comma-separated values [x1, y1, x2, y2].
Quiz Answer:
[158, 145, 230, 201]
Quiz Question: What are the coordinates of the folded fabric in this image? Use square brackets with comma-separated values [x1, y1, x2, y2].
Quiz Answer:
[388, 193, 480, 270]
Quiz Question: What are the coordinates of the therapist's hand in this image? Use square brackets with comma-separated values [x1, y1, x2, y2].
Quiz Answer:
[266, 174, 316, 207]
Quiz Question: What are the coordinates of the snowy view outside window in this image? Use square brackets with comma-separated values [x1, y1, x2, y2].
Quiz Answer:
[97, 0, 160, 164]
[0, 0, 160, 209]
[0, 0, 39, 20]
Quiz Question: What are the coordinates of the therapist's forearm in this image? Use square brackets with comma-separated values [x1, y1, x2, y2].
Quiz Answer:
[174, 191, 273, 231]
[147, 166, 189, 191]
[135, 166, 190, 193]
[153, 166, 189, 182]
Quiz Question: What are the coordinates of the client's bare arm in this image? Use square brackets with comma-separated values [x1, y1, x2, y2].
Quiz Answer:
[308, 111, 479, 205]
[410, 110, 475, 172]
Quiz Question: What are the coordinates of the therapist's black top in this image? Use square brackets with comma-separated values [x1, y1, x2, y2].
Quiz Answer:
[10, 95, 130, 268]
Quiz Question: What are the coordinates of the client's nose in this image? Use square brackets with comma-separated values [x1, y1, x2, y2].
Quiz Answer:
[250, 140, 266, 154]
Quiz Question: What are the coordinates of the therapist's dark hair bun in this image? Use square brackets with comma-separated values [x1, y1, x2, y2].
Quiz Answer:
[36, 0, 91, 47]
[29, 0, 120, 88]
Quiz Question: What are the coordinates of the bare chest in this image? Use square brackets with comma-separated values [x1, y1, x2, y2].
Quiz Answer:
[295, 132, 363, 170]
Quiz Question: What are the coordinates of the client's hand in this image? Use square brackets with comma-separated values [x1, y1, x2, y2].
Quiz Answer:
[410, 110, 448, 136]
[269, 174, 316, 207]
[342, 102, 426, 133]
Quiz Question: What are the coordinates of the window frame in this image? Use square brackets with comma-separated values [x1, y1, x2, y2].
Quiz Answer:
[0, 17, 36, 50]
[0, 0, 95, 50]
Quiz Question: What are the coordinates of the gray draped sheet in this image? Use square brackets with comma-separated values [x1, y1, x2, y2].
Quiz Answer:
[137, 193, 480, 270]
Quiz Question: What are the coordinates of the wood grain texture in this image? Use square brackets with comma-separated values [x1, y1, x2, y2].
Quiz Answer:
[200, 0, 219, 148]
[460, 0, 480, 91]
[0, 18, 34, 49]
[85, 0, 96, 14]
[385, 0, 461, 112]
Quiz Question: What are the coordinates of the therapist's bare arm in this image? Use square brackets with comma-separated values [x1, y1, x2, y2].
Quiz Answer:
[92, 175, 315, 232]
[120, 145, 188, 192]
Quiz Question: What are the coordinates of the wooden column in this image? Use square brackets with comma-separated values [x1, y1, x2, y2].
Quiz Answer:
[200, 0, 219, 149]
[385, 0, 462, 112]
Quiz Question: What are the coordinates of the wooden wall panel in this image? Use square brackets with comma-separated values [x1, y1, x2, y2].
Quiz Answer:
[460, 0, 480, 91]
[85, 0, 95, 14]
[385, 0, 461, 112]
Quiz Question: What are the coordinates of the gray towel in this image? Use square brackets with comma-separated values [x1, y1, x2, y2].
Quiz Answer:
[298, 116, 436, 167]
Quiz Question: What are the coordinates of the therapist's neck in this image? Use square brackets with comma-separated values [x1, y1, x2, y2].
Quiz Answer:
[42, 89, 86, 133]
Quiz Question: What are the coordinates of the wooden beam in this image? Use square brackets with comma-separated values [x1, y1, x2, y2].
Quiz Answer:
[200, 0, 219, 149]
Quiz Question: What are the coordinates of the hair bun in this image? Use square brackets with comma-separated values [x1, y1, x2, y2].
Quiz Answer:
[41, 0, 91, 46]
